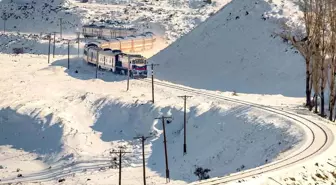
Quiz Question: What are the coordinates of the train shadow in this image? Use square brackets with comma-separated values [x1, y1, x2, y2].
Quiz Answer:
[90, 101, 301, 183]
[49, 57, 128, 82]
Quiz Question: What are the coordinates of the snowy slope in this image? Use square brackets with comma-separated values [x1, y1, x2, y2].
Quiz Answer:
[150, 0, 305, 97]
[0, 55, 304, 184]
[0, 0, 81, 34]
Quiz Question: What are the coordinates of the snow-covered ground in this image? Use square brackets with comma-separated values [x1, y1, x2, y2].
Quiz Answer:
[0, 53, 305, 184]
[0, 0, 335, 184]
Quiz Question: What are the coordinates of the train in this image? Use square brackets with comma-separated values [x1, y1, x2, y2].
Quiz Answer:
[85, 32, 156, 53]
[82, 24, 137, 39]
[83, 46, 148, 78]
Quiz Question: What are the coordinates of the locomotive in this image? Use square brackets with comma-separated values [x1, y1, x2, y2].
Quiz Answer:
[83, 46, 148, 78]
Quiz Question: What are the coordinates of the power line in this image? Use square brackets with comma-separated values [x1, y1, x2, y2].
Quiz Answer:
[155, 116, 173, 183]
[178, 95, 192, 155]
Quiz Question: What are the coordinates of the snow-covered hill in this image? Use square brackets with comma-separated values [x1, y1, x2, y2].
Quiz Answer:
[0, 0, 334, 184]
[150, 0, 305, 97]
[0, 0, 81, 34]
[0, 0, 231, 45]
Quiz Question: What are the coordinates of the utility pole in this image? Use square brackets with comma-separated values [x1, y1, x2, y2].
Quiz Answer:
[134, 136, 152, 185]
[155, 116, 173, 183]
[67, 40, 70, 69]
[3, 18, 6, 34]
[48, 34, 51, 64]
[127, 56, 131, 91]
[110, 149, 131, 185]
[76, 32, 80, 58]
[178, 95, 192, 155]
[59, 18, 63, 39]
[52, 32, 57, 58]
[96, 49, 99, 78]
[150, 63, 159, 103]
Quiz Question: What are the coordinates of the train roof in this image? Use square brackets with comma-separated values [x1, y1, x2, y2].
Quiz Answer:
[82, 24, 136, 31]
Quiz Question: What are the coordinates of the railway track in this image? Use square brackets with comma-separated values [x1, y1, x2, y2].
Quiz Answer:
[137, 78, 333, 185]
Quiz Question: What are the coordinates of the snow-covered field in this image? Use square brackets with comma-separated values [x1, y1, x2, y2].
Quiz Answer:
[0, 0, 335, 184]
[0, 54, 305, 184]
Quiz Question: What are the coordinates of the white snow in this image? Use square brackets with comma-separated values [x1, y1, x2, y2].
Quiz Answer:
[0, 0, 334, 184]
[150, 0, 305, 97]
[0, 54, 304, 184]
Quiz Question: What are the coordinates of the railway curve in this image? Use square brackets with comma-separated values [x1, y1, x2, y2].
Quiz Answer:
[138, 78, 334, 185]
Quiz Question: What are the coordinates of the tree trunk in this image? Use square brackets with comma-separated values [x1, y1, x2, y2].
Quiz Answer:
[321, 90, 325, 117]
[306, 60, 311, 109]
[329, 103, 333, 121]
[314, 94, 318, 113]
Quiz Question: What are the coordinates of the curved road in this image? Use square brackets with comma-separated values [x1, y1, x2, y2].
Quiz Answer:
[138, 78, 334, 185]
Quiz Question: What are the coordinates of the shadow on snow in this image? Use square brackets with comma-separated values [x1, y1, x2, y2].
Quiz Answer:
[90, 101, 301, 183]
[0, 107, 63, 156]
[48, 57, 129, 82]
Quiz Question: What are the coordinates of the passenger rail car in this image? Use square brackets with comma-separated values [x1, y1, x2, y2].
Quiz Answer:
[85, 32, 156, 53]
[82, 24, 137, 39]
[83, 46, 148, 78]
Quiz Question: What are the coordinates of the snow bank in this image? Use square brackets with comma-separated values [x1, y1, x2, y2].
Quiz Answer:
[90, 99, 303, 182]
[150, 0, 305, 97]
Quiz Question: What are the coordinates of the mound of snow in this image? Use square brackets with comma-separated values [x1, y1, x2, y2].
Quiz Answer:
[150, 0, 305, 97]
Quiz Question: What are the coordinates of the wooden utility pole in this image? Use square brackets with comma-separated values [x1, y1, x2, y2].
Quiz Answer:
[155, 116, 173, 183]
[134, 136, 152, 185]
[52, 32, 57, 58]
[110, 149, 131, 185]
[127, 56, 131, 91]
[178, 95, 192, 155]
[67, 40, 70, 69]
[76, 32, 80, 58]
[48, 34, 51, 64]
[59, 18, 63, 39]
[150, 63, 159, 103]
[3, 18, 6, 34]
[96, 49, 99, 78]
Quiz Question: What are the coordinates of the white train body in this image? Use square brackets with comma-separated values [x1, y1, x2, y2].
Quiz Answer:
[83, 46, 148, 78]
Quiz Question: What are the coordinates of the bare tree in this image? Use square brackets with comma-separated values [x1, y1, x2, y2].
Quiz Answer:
[326, 0, 336, 120]
[279, 0, 318, 110]
[315, 0, 329, 117]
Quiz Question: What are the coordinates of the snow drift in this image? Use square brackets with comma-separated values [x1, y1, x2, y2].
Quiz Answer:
[150, 0, 305, 97]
